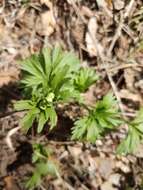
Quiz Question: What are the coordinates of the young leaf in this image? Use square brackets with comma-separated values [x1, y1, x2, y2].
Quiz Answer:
[21, 108, 40, 132]
[46, 106, 57, 130]
[26, 170, 41, 190]
[16, 46, 99, 134]
[37, 112, 48, 133]
[42, 48, 52, 80]
[52, 45, 63, 66]
[14, 100, 34, 111]
[71, 117, 89, 140]
[71, 116, 102, 142]
[74, 68, 99, 92]
[86, 119, 101, 142]
[72, 94, 121, 143]
[117, 127, 140, 155]
[52, 51, 80, 74]
[93, 93, 122, 129]
[117, 108, 143, 155]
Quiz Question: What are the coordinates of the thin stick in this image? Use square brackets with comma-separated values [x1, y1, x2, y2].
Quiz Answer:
[107, 12, 124, 57]
[124, 0, 135, 18]
[108, 63, 143, 72]
[0, 110, 20, 119]
[107, 0, 135, 56]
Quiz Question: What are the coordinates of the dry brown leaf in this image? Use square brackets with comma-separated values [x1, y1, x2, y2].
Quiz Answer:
[115, 36, 129, 60]
[119, 89, 142, 104]
[40, 11, 56, 36]
[82, 85, 96, 106]
[4, 176, 19, 190]
[40, 0, 52, 8]
[124, 68, 136, 92]
[71, 19, 85, 46]
[85, 17, 103, 57]
[39, 0, 56, 36]
[0, 72, 18, 87]
[105, 0, 113, 8]
[81, 6, 94, 17]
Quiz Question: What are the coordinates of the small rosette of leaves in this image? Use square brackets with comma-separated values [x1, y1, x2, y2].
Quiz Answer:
[14, 46, 83, 132]
[71, 93, 122, 143]
[74, 67, 99, 92]
[26, 144, 59, 190]
[117, 108, 143, 155]
[14, 92, 57, 133]
[20, 46, 80, 100]
[15, 46, 99, 133]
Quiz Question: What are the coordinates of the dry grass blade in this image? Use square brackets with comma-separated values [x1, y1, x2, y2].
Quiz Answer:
[5, 126, 21, 151]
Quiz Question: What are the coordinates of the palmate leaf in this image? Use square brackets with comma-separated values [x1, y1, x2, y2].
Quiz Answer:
[117, 127, 141, 155]
[21, 55, 43, 77]
[20, 46, 80, 100]
[95, 93, 117, 110]
[74, 68, 99, 92]
[21, 54, 46, 88]
[58, 87, 82, 103]
[71, 117, 102, 142]
[46, 106, 57, 130]
[21, 75, 44, 87]
[71, 117, 89, 140]
[52, 51, 80, 75]
[21, 108, 40, 132]
[72, 93, 121, 143]
[37, 105, 57, 133]
[37, 112, 47, 133]
[132, 108, 143, 125]
[52, 45, 63, 67]
[50, 65, 70, 95]
[86, 120, 101, 142]
[93, 93, 121, 128]
[117, 108, 143, 155]
[41, 48, 52, 81]
[17, 46, 100, 134]
[14, 100, 34, 111]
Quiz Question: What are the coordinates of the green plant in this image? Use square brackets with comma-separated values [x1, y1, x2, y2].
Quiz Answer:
[74, 67, 99, 92]
[71, 93, 122, 142]
[117, 108, 143, 155]
[14, 46, 98, 133]
[26, 143, 59, 190]
[15, 46, 143, 156]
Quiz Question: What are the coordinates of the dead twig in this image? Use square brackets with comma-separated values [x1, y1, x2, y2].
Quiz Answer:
[107, 12, 124, 57]
[124, 0, 135, 18]
[108, 63, 143, 72]
[0, 110, 24, 119]
[107, 0, 135, 56]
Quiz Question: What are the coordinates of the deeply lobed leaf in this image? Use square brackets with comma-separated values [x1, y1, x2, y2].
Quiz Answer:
[16, 46, 86, 133]
[72, 93, 121, 143]
[117, 108, 143, 155]
[74, 67, 98, 92]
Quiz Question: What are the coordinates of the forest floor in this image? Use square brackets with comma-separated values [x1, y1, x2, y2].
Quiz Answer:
[0, 0, 143, 190]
